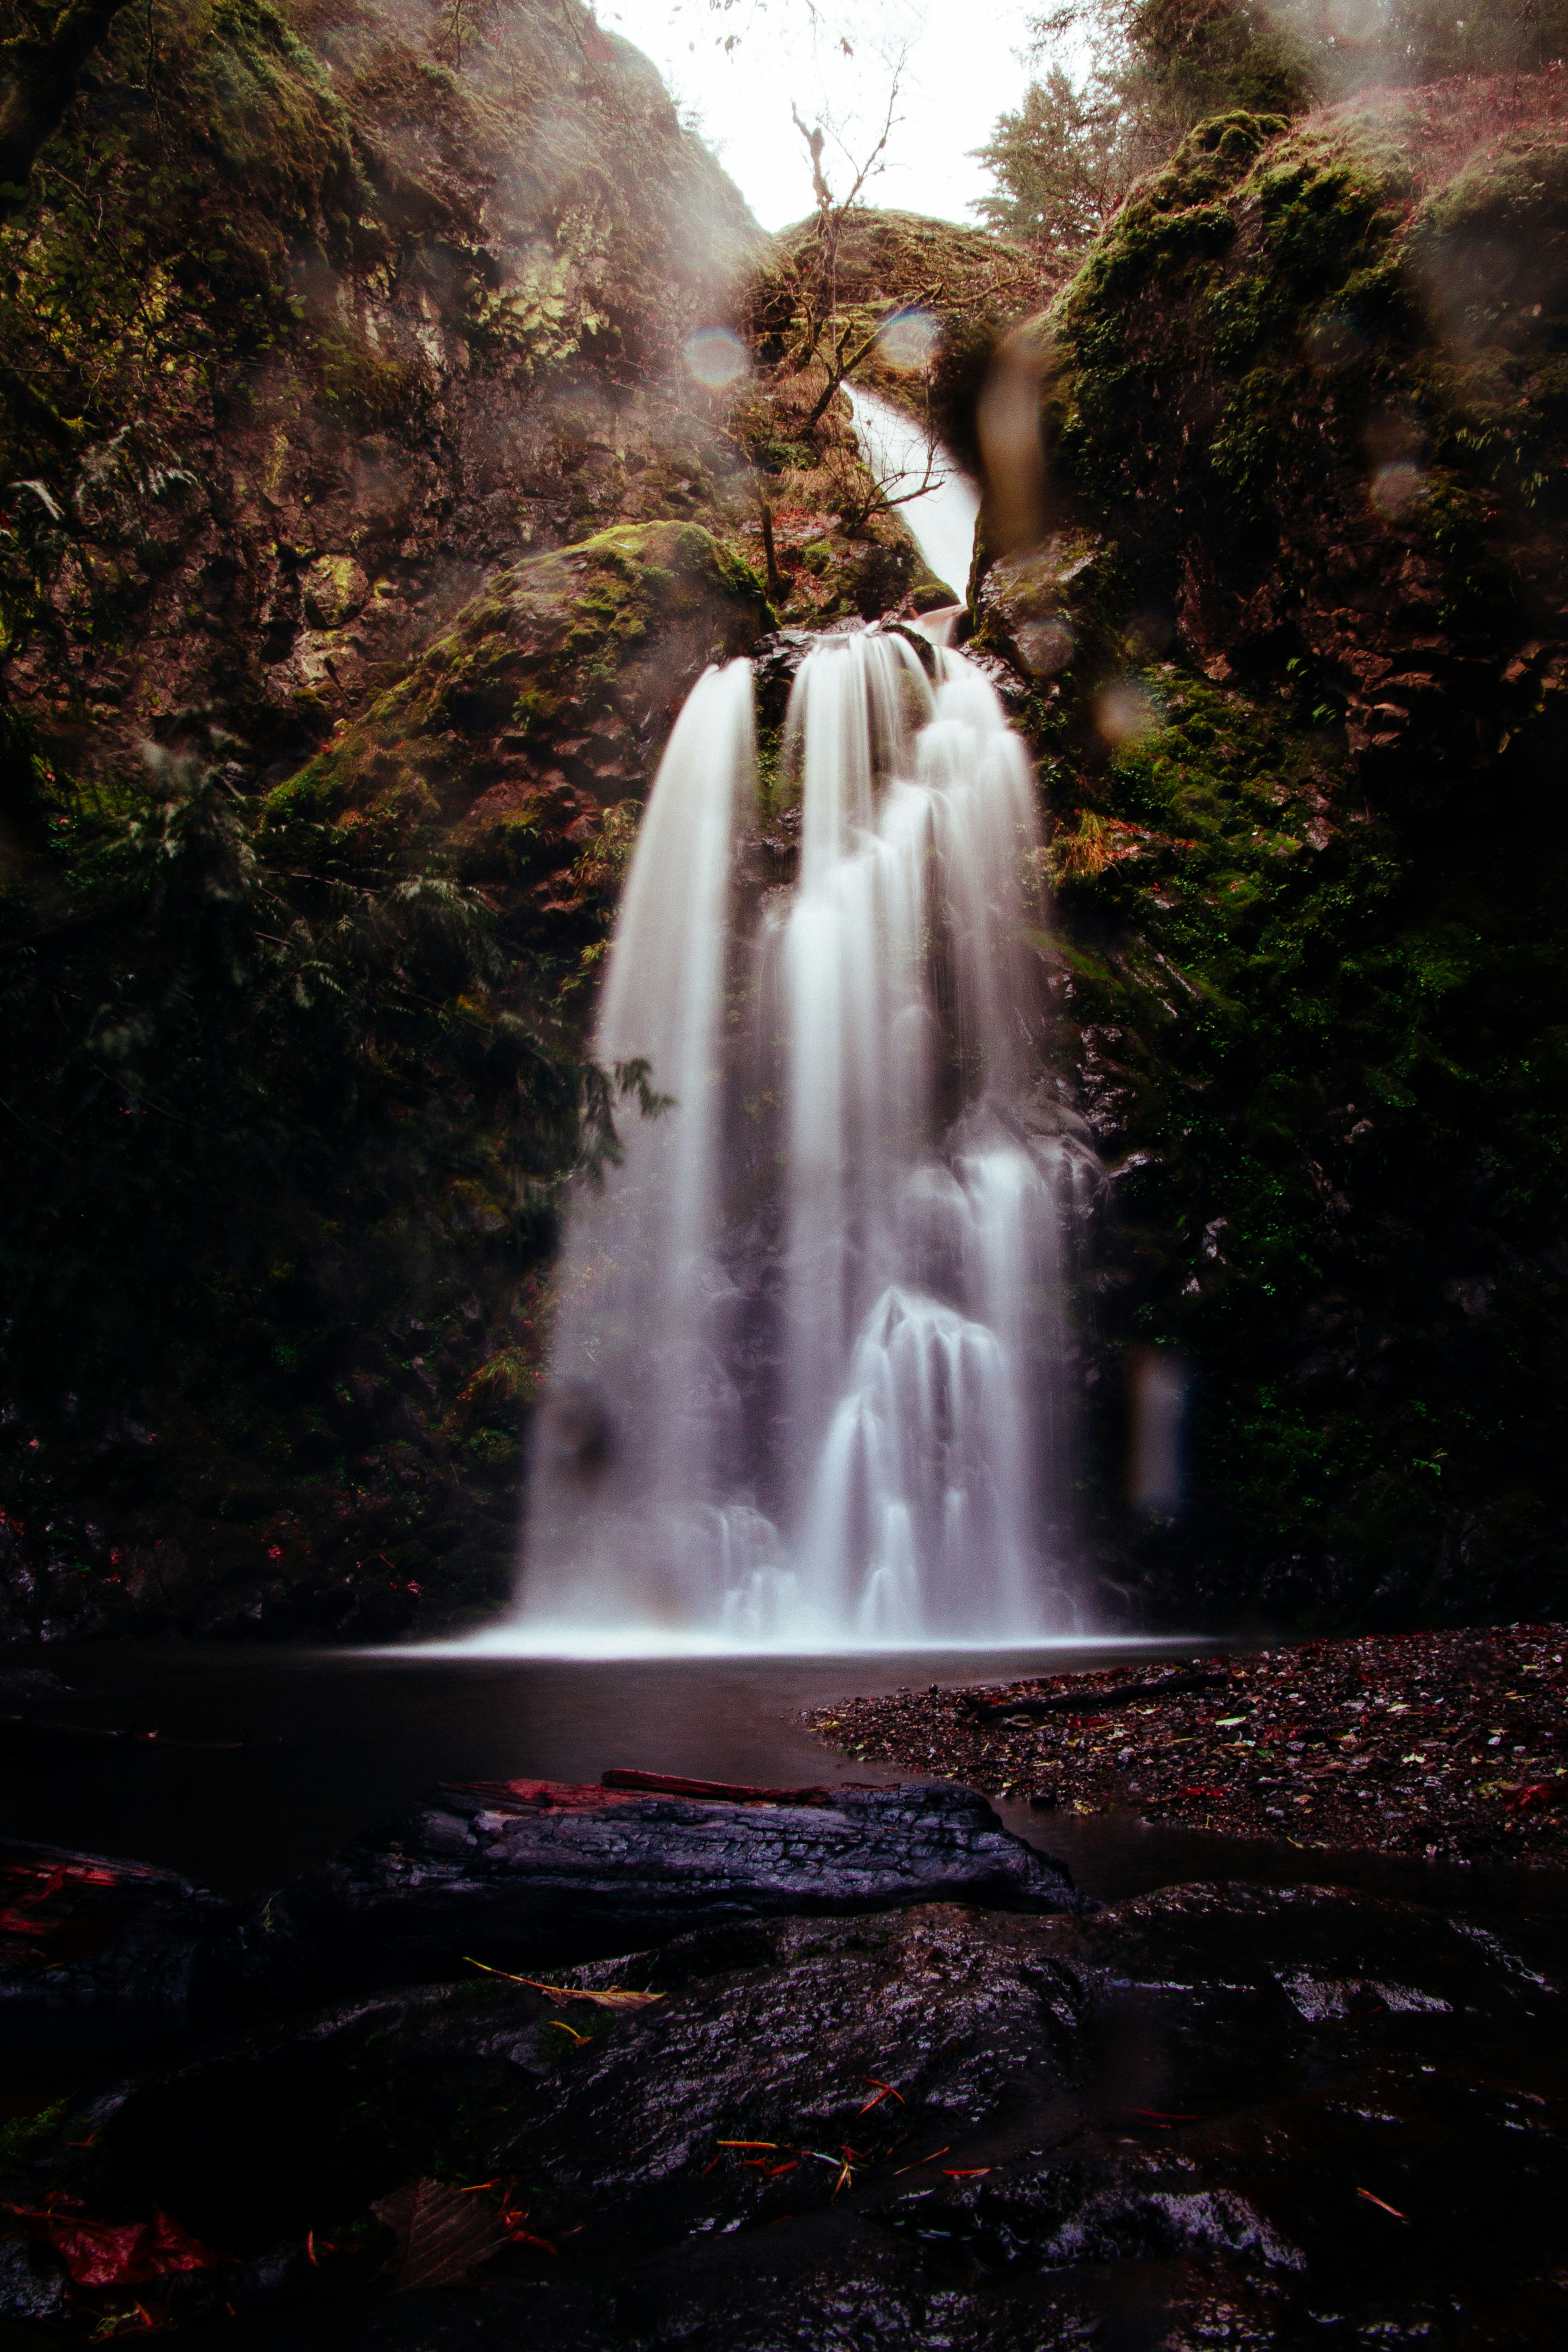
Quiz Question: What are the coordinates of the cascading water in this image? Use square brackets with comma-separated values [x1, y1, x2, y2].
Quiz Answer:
[511, 627, 1091, 1652]
[844, 384, 979, 606]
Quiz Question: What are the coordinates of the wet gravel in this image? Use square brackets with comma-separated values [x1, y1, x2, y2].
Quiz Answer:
[803, 1625, 1568, 1867]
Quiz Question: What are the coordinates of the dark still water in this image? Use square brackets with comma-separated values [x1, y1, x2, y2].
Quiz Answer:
[4, 1636, 1564, 1931]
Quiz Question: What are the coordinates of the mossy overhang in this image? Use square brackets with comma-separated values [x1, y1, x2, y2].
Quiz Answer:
[266, 520, 774, 830]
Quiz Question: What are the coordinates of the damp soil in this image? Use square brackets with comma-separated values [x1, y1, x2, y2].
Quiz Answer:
[803, 1624, 1568, 1872]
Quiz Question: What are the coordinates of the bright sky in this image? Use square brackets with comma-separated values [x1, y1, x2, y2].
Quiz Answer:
[595, 0, 1045, 231]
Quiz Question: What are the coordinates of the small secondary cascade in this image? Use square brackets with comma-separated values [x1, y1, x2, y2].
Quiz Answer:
[844, 384, 980, 606]
[515, 629, 1089, 1649]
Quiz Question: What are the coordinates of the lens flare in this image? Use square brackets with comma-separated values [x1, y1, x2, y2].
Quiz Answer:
[1096, 681, 1156, 747]
[1015, 616, 1076, 676]
[1370, 461, 1426, 517]
[878, 309, 940, 372]
[683, 327, 750, 389]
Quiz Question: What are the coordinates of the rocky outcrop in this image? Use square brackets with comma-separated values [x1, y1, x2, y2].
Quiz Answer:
[0, 1781, 1082, 2028]
[1043, 84, 1568, 797]
[0, 0, 763, 787]
[6, 1879, 1563, 2342]
[964, 80, 1568, 1630]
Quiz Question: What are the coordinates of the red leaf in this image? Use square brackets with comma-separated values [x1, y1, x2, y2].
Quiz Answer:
[10, 2207, 217, 2288]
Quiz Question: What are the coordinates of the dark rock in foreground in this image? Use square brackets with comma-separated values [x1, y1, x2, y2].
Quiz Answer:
[0, 1780, 1081, 2029]
[0, 1842, 229, 2031]
[206, 1776, 1084, 2013]
[14, 1880, 1565, 2347]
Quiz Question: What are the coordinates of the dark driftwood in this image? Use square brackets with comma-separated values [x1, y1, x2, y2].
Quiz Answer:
[960, 1671, 1230, 1725]
[204, 1777, 1084, 2013]
[599, 1768, 843, 1804]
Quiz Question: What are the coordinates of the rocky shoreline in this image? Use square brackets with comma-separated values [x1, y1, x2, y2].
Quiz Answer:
[803, 1626, 1568, 1870]
[1, 1765, 1565, 2347]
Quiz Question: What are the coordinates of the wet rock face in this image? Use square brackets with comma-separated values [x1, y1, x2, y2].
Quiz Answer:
[2, 0, 763, 790]
[20, 1882, 1566, 2346]
[205, 1779, 1084, 2011]
[0, 1783, 1080, 2027]
[1045, 85, 1568, 802]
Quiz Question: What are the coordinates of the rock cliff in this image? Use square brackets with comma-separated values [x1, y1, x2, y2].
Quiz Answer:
[969, 82, 1568, 1628]
[3, 4, 1565, 1637]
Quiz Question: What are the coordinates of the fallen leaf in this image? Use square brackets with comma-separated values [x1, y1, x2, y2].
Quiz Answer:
[465, 1956, 663, 2006]
[8, 2206, 217, 2289]
[370, 2179, 510, 2289]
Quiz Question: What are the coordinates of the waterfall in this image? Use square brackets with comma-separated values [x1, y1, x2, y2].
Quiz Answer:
[509, 629, 1086, 1654]
[844, 384, 980, 606]
[520, 659, 755, 1631]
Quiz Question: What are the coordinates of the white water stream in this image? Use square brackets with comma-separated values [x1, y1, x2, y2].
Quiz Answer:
[845, 384, 980, 606]
[504, 621, 1092, 1655]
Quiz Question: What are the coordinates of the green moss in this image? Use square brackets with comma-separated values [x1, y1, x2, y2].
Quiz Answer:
[0, 2100, 67, 2171]
[1024, 624, 1568, 1612]
[267, 522, 770, 829]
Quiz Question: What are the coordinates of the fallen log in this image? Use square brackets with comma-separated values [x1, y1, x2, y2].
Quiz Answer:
[959, 1671, 1230, 1725]
[599, 1768, 844, 1804]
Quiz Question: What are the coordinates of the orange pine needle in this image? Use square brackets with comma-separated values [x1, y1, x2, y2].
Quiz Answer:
[892, 2145, 951, 2175]
[1357, 2188, 1409, 2221]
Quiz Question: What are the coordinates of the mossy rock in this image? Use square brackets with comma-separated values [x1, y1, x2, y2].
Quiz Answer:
[962, 88, 1568, 1626]
[271, 520, 771, 834]
[1041, 79, 1568, 802]
[1030, 637, 1568, 1629]
[974, 532, 1127, 686]
[751, 205, 1049, 436]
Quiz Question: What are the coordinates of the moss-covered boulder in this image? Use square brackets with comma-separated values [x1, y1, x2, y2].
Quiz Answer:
[968, 80, 1568, 1630]
[271, 515, 771, 1007]
[276, 519, 772, 850]
[1042, 81, 1568, 796]
[0, 0, 764, 787]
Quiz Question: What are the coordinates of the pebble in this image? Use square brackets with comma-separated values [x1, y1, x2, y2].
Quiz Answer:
[803, 1623, 1568, 1867]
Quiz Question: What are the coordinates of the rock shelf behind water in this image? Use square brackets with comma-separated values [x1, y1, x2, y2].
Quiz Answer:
[206, 1777, 1085, 2013]
[0, 1779, 1082, 2030]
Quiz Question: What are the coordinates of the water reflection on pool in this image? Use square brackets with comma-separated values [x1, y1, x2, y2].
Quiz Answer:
[4, 1636, 1563, 1936]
